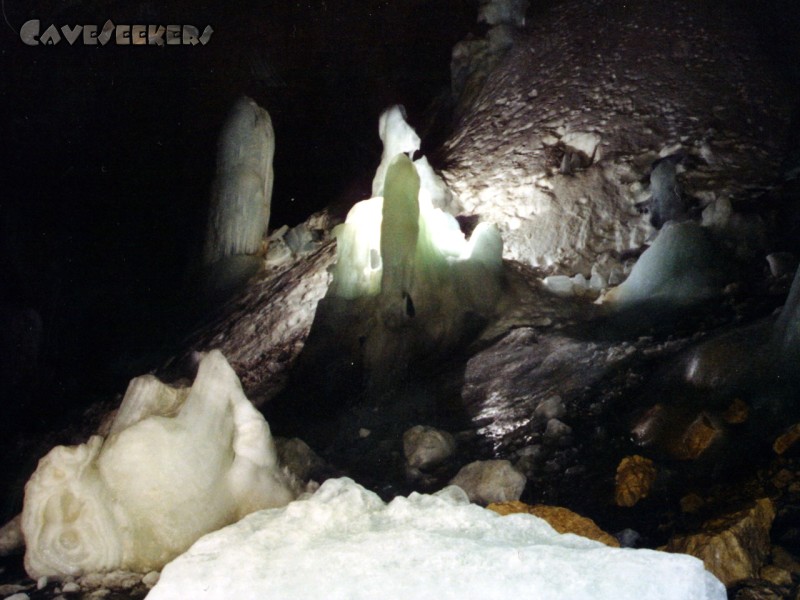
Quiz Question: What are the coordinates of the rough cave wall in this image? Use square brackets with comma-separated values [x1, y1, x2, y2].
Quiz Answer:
[440, 0, 796, 276]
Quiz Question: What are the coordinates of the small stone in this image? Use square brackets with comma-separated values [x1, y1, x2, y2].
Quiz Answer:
[615, 455, 656, 507]
[535, 396, 566, 421]
[101, 571, 142, 589]
[614, 528, 641, 548]
[759, 564, 792, 586]
[680, 493, 705, 514]
[4, 593, 30, 600]
[774, 424, 800, 455]
[358, 428, 371, 438]
[0, 587, 28, 598]
[449, 460, 526, 505]
[276, 437, 324, 482]
[142, 571, 160, 588]
[0, 514, 24, 556]
[488, 501, 619, 547]
[766, 252, 798, 278]
[37, 576, 48, 590]
[669, 412, 721, 460]
[771, 546, 800, 574]
[723, 398, 749, 424]
[403, 425, 456, 470]
[664, 498, 775, 586]
[543, 418, 572, 445]
[62, 582, 81, 593]
[76, 573, 104, 589]
[771, 469, 794, 490]
[730, 580, 784, 600]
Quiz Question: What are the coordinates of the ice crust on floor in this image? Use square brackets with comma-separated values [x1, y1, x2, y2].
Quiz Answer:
[148, 478, 724, 600]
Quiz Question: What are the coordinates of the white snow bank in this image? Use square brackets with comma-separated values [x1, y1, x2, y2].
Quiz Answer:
[148, 478, 724, 600]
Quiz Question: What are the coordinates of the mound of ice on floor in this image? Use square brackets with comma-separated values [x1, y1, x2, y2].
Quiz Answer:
[148, 478, 724, 600]
[603, 221, 729, 308]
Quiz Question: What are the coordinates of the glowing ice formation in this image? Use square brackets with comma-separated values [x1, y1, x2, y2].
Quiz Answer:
[371, 105, 422, 197]
[329, 197, 385, 298]
[148, 478, 725, 600]
[330, 154, 503, 312]
[22, 350, 296, 579]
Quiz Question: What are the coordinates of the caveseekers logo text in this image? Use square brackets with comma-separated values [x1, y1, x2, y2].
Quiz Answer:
[20, 19, 213, 46]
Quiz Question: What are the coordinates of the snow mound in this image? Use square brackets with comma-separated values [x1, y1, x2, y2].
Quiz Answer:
[148, 478, 724, 600]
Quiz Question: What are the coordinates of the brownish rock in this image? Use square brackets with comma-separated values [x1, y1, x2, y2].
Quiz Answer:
[770, 468, 793, 490]
[631, 405, 722, 461]
[614, 455, 656, 507]
[664, 498, 776, 587]
[487, 501, 619, 547]
[759, 565, 792, 587]
[680, 493, 705, 514]
[773, 424, 800, 455]
[668, 412, 722, 460]
[723, 399, 749, 424]
[771, 546, 800, 575]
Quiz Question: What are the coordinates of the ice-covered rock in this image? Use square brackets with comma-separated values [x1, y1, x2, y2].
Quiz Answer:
[148, 477, 724, 600]
[403, 425, 456, 471]
[275, 437, 324, 483]
[477, 0, 529, 27]
[449, 459, 526, 505]
[283, 223, 318, 256]
[647, 154, 691, 229]
[21, 350, 296, 579]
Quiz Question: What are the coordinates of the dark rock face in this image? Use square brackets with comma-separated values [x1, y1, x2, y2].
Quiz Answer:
[164, 240, 336, 408]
